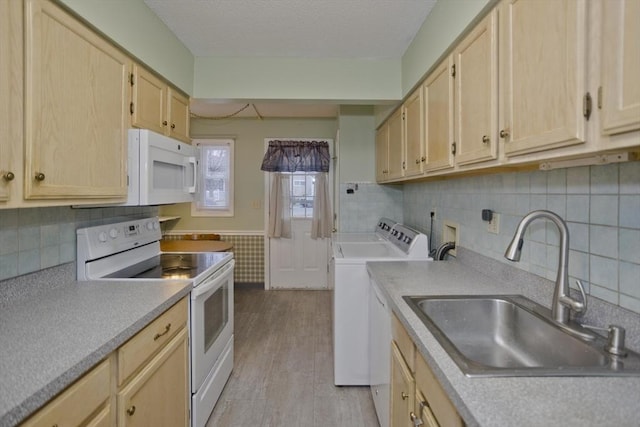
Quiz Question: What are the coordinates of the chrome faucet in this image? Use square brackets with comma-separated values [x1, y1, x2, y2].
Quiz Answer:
[505, 210, 587, 325]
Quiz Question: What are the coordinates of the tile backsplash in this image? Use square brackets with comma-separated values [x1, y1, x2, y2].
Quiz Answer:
[0, 206, 158, 280]
[403, 162, 640, 315]
[338, 182, 404, 233]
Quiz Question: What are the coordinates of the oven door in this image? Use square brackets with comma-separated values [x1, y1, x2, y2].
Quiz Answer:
[136, 129, 198, 205]
[190, 259, 234, 392]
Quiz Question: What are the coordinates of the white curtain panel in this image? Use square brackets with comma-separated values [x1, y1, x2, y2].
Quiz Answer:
[311, 172, 332, 239]
[268, 173, 291, 238]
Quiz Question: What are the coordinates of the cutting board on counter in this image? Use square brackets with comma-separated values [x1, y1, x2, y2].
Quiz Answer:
[160, 240, 233, 252]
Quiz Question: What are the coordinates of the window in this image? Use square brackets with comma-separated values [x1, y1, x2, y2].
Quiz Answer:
[289, 172, 315, 218]
[191, 139, 234, 217]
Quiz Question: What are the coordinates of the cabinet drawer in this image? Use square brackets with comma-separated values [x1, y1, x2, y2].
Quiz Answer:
[415, 352, 463, 427]
[392, 313, 415, 372]
[21, 358, 110, 427]
[118, 298, 188, 385]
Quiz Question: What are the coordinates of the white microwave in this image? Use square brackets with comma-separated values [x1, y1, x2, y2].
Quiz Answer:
[126, 129, 198, 206]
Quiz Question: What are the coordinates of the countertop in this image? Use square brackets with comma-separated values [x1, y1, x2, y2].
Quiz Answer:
[0, 265, 192, 427]
[367, 259, 640, 427]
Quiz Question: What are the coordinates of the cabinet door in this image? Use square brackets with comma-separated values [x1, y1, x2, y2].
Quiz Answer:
[600, 0, 640, 135]
[376, 124, 389, 182]
[424, 58, 454, 173]
[0, 0, 22, 203]
[24, 0, 129, 200]
[454, 9, 499, 166]
[131, 64, 167, 135]
[168, 89, 190, 143]
[390, 343, 414, 427]
[117, 328, 189, 427]
[387, 109, 405, 180]
[404, 88, 425, 177]
[500, 0, 587, 156]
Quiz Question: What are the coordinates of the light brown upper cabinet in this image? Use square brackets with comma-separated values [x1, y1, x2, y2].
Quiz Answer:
[499, 0, 588, 157]
[453, 9, 499, 166]
[131, 64, 191, 143]
[0, 0, 22, 204]
[375, 124, 390, 182]
[424, 57, 455, 173]
[600, 0, 640, 136]
[403, 87, 425, 177]
[387, 108, 405, 180]
[24, 0, 129, 200]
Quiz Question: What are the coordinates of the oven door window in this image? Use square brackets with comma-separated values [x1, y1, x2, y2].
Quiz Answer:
[203, 281, 228, 352]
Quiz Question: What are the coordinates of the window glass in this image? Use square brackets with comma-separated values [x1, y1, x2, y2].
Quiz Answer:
[192, 139, 234, 217]
[289, 172, 315, 218]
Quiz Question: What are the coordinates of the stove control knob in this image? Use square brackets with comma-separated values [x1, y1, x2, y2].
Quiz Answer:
[153, 221, 159, 230]
[109, 228, 118, 239]
[146, 221, 154, 231]
[98, 231, 107, 243]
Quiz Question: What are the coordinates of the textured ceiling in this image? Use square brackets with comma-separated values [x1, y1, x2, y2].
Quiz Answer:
[143, 0, 437, 59]
[144, 0, 437, 118]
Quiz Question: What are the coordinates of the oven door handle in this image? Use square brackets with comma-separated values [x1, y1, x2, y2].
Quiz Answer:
[191, 259, 235, 298]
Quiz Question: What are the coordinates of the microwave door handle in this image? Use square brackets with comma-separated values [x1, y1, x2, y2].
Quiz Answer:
[187, 156, 197, 193]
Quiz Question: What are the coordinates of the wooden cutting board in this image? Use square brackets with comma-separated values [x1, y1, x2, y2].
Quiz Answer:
[160, 240, 233, 252]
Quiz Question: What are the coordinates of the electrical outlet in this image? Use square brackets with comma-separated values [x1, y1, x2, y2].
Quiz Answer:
[487, 213, 500, 234]
[430, 209, 437, 220]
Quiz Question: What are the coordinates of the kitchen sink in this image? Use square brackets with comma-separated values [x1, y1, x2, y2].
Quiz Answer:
[403, 295, 640, 377]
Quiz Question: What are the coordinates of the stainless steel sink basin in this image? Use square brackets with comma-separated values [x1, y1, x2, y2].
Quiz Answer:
[404, 295, 640, 377]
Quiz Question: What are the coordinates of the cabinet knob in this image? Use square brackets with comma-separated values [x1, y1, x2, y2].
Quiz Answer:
[410, 412, 424, 426]
[171, 123, 176, 129]
[415, 159, 420, 164]
[34, 172, 45, 181]
[162, 120, 168, 126]
[401, 391, 409, 400]
[2, 171, 15, 181]
[499, 129, 509, 139]
[126, 405, 136, 416]
[482, 135, 490, 144]
[421, 156, 426, 162]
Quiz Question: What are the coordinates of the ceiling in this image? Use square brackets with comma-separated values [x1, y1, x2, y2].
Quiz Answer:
[144, 0, 438, 119]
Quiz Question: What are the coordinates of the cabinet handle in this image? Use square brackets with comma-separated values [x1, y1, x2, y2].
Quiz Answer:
[415, 159, 420, 164]
[2, 171, 15, 181]
[171, 123, 176, 129]
[499, 129, 509, 139]
[401, 391, 409, 400]
[153, 323, 171, 341]
[126, 405, 136, 416]
[421, 156, 426, 162]
[482, 135, 490, 144]
[34, 172, 45, 181]
[162, 120, 168, 126]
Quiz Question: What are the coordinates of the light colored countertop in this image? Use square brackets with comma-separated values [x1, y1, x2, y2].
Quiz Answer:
[0, 265, 192, 427]
[367, 259, 640, 427]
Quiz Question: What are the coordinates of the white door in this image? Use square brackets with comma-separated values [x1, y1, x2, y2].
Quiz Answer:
[265, 139, 333, 289]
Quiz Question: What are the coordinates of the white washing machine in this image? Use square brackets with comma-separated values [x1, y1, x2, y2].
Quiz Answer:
[332, 224, 431, 386]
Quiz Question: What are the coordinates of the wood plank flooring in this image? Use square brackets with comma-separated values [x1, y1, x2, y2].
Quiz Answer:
[206, 288, 379, 427]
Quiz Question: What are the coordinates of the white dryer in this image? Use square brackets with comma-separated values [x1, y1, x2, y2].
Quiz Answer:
[332, 224, 431, 386]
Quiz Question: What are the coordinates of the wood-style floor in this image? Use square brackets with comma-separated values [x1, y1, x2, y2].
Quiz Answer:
[206, 288, 379, 427]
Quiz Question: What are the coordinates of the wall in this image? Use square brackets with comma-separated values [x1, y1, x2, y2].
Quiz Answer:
[59, 0, 194, 94]
[160, 117, 338, 232]
[0, 206, 158, 281]
[403, 162, 640, 315]
[193, 57, 401, 101]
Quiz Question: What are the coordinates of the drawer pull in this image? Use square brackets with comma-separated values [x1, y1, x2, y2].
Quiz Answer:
[153, 323, 171, 341]
[401, 391, 409, 400]
[126, 405, 136, 416]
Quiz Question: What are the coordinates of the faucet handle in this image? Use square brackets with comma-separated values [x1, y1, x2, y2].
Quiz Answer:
[582, 324, 628, 357]
[559, 279, 588, 315]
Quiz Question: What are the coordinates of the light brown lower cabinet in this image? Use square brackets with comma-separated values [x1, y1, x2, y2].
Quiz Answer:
[390, 314, 464, 427]
[20, 297, 189, 427]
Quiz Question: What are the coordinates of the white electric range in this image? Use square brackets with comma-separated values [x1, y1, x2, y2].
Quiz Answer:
[76, 217, 233, 427]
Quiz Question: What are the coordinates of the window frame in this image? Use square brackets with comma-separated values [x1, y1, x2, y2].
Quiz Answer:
[191, 138, 235, 217]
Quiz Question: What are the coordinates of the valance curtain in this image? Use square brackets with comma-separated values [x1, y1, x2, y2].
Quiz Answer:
[260, 140, 330, 173]
[262, 140, 332, 240]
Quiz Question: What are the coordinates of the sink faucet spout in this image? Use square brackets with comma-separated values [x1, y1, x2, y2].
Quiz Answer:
[504, 210, 585, 324]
